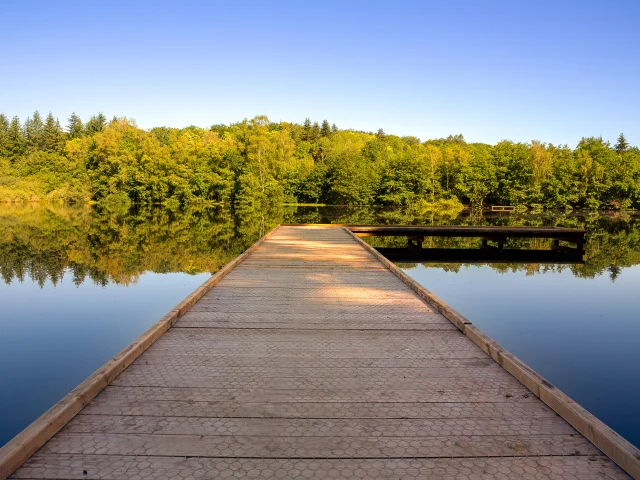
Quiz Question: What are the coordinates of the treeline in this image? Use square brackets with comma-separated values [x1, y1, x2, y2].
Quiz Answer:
[1, 111, 639, 210]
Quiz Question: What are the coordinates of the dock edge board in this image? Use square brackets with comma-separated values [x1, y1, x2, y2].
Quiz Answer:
[343, 227, 640, 480]
[0, 226, 281, 480]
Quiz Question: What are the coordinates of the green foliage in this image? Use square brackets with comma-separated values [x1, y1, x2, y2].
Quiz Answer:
[85, 113, 107, 135]
[0, 111, 639, 210]
[7, 116, 25, 158]
[67, 112, 85, 139]
[24, 110, 44, 152]
[0, 114, 9, 156]
[42, 112, 64, 153]
[321, 120, 331, 137]
[411, 197, 465, 217]
[615, 133, 629, 153]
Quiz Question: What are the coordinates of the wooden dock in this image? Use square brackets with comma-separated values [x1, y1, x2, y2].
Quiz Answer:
[2, 225, 638, 479]
[347, 225, 586, 253]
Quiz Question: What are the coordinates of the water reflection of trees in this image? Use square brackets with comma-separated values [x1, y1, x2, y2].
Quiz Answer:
[0, 204, 639, 286]
[0, 204, 283, 287]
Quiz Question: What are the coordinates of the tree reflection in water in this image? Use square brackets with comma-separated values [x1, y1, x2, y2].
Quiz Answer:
[0, 204, 638, 287]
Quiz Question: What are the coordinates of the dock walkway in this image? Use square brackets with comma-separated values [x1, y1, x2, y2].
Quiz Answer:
[5, 226, 635, 479]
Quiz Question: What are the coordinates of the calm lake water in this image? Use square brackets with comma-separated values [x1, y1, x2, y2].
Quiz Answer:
[1, 204, 639, 449]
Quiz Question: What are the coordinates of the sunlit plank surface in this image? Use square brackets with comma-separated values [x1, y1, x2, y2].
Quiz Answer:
[11, 226, 629, 479]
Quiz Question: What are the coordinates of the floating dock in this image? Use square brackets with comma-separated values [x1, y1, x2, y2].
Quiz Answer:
[1, 225, 638, 479]
[347, 225, 585, 252]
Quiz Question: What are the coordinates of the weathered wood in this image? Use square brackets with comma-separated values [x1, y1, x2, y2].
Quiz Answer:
[64, 415, 578, 436]
[12, 455, 630, 480]
[36, 431, 601, 458]
[80, 396, 558, 419]
[3, 225, 637, 480]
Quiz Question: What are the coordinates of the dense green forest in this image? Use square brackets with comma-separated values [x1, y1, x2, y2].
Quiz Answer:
[1, 204, 639, 286]
[1, 111, 639, 210]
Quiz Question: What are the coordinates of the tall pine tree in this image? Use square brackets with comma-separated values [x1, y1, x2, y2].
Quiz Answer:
[312, 122, 320, 140]
[321, 120, 331, 137]
[302, 118, 312, 141]
[0, 113, 9, 157]
[67, 112, 85, 138]
[7, 116, 25, 158]
[24, 110, 44, 151]
[42, 112, 64, 152]
[86, 113, 107, 135]
[615, 133, 629, 153]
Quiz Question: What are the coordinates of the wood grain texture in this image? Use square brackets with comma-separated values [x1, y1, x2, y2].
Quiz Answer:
[4, 225, 635, 480]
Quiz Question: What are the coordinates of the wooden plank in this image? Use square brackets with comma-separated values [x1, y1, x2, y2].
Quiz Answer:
[201, 287, 421, 298]
[96, 385, 529, 404]
[13, 455, 630, 480]
[63, 415, 577, 436]
[175, 310, 453, 324]
[194, 296, 429, 307]
[120, 362, 507, 379]
[187, 304, 443, 314]
[110, 372, 531, 393]
[36, 432, 601, 458]
[174, 320, 458, 331]
[130, 355, 504, 368]
[80, 397, 558, 419]
[130, 355, 500, 369]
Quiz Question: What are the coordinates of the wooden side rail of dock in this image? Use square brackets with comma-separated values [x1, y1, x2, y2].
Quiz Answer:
[1, 226, 637, 480]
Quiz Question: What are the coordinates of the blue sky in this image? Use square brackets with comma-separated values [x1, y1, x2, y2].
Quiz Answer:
[1, 0, 638, 146]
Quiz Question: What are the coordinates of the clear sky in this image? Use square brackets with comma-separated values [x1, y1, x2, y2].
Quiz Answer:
[1, 0, 638, 146]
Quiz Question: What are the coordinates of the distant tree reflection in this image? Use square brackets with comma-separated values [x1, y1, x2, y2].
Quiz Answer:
[0, 205, 639, 286]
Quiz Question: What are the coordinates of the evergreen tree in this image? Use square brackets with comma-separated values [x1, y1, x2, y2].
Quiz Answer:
[7, 116, 25, 158]
[615, 133, 629, 153]
[376, 128, 385, 139]
[331, 123, 338, 133]
[24, 110, 44, 151]
[608, 264, 621, 282]
[0, 113, 9, 157]
[446, 134, 466, 144]
[320, 120, 331, 137]
[302, 118, 312, 140]
[42, 112, 64, 152]
[86, 113, 107, 135]
[67, 112, 85, 139]
[312, 122, 320, 140]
